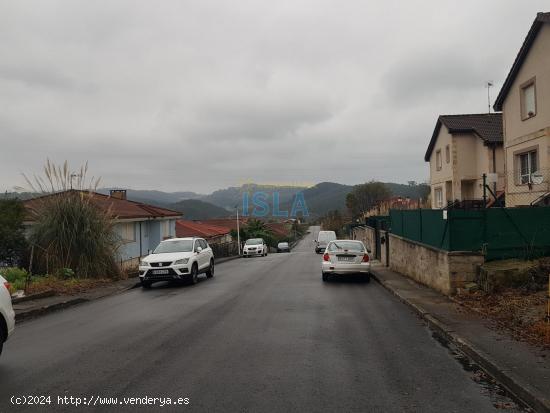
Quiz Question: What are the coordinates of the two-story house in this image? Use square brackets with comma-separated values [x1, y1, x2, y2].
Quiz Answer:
[494, 12, 550, 207]
[425, 114, 504, 208]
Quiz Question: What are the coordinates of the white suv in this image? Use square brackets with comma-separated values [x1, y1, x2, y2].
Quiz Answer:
[139, 238, 215, 288]
[0, 274, 15, 357]
[243, 238, 268, 257]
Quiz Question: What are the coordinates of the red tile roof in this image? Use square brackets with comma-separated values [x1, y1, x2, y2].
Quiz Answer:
[24, 190, 182, 221]
[195, 217, 250, 231]
[175, 220, 231, 239]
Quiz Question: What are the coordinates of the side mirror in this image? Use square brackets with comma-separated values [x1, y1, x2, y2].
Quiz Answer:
[196, 247, 203, 253]
[367, 248, 372, 254]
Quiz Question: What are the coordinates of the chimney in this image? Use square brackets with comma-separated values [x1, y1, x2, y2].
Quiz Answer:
[110, 189, 127, 200]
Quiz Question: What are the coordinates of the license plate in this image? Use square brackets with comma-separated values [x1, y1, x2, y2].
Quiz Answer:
[152, 269, 169, 275]
[338, 256, 355, 262]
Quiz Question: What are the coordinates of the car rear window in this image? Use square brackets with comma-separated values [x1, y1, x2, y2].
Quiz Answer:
[327, 241, 364, 252]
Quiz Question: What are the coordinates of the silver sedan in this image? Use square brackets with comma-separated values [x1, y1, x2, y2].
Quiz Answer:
[321, 240, 371, 282]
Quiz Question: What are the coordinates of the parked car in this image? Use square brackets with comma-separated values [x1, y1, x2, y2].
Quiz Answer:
[243, 238, 268, 257]
[139, 237, 215, 288]
[0, 274, 15, 357]
[277, 242, 291, 253]
[314, 230, 337, 253]
[321, 240, 370, 282]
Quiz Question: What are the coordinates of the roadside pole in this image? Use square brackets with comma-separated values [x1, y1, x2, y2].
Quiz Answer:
[236, 207, 241, 256]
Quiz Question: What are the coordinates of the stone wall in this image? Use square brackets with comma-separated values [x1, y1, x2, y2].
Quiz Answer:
[388, 234, 484, 295]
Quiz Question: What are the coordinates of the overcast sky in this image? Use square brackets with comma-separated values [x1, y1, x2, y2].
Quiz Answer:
[0, 1, 548, 194]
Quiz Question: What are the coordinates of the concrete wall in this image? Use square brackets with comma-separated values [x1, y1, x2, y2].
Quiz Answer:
[388, 234, 484, 295]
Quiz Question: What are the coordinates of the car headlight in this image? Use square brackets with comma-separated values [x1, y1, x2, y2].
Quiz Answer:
[174, 258, 189, 265]
[139, 261, 149, 267]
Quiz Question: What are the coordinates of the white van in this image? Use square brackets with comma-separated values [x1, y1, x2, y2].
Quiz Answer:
[315, 230, 337, 253]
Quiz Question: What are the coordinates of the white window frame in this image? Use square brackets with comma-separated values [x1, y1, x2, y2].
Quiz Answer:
[434, 188, 443, 208]
[520, 78, 537, 120]
[517, 150, 537, 185]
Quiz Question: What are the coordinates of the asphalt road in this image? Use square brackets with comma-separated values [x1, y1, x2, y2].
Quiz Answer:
[0, 227, 527, 412]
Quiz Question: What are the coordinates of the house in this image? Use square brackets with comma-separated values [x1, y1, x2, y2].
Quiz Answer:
[175, 220, 232, 244]
[196, 217, 249, 231]
[23, 190, 181, 265]
[494, 12, 550, 207]
[365, 197, 423, 217]
[424, 114, 504, 208]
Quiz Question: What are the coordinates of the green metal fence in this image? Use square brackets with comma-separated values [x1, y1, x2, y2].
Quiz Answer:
[389, 208, 550, 261]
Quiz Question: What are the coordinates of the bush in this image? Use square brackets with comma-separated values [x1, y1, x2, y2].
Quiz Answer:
[25, 161, 122, 278]
[0, 267, 28, 292]
[0, 198, 28, 266]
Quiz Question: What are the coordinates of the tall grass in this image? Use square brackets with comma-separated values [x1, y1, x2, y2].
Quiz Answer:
[25, 160, 121, 278]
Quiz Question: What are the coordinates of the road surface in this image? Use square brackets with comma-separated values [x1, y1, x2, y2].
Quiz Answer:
[0, 227, 527, 412]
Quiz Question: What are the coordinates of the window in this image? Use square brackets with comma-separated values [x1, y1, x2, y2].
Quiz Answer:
[118, 222, 136, 242]
[521, 79, 536, 120]
[434, 188, 443, 208]
[436, 150, 442, 171]
[445, 145, 450, 164]
[161, 221, 170, 239]
[518, 150, 537, 184]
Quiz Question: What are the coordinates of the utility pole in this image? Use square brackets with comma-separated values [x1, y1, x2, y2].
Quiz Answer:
[236, 206, 241, 256]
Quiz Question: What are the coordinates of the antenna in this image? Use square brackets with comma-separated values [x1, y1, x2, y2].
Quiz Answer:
[485, 81, 494, 113]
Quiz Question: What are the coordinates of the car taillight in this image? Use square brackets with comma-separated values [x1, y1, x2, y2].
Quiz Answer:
[362, 254, 370, 262]
[323, 253, 330, 262]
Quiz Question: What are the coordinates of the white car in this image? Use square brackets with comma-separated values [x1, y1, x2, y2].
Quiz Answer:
[315, 230, 337, 254]
[321, 240, 371, 282]
[243, 238, 268, 257]
[0, 274, 15, 357]
[139, 237, 215, 288]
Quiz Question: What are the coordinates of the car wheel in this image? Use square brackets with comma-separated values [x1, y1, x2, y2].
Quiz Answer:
[322, 273, 328, 282]
[141, 279, 152, 289]
[206, 259, 215, 278]
[364, 274, 371, 283]
[189, 264, 199, 284]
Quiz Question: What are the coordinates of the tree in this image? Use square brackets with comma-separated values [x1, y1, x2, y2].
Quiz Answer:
[0, 198, 28, 266]
[346, 181, 391, 219]
[320, 210, 345, 234]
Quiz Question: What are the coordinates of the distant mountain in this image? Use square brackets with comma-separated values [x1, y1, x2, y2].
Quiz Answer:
[281, 182, 353, 218]
[201, 183, 307, 211]
[97, 189, 202, 207]
[168, 199, 231, 220]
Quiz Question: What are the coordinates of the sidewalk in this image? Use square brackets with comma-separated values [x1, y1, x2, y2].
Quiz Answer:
[370, 262, 550, 413]
[13, 277, 140, 322]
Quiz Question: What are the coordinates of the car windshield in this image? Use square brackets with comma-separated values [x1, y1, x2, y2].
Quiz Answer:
[328, 241, 364, 252]
[245, 239, 263, 245]
[153, 240, 194, 253]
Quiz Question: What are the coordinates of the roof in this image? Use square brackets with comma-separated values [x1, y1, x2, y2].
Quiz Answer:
[494, 12, 550, 111]
[24, 190, 182, 221]
[265, 222, 292, 238]
[175, 220, 231, 239]
[424, 113, 503, 162]
[195, 217, 249, 231]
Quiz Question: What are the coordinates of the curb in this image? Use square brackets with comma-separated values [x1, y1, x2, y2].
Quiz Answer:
[14, 281, 141, 323]
[370, 267, 550, 413]
[15, 298, 89, 322]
